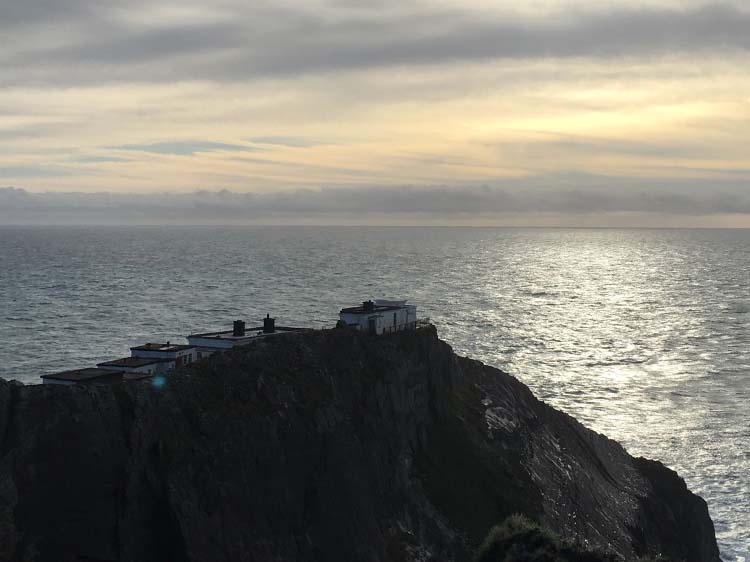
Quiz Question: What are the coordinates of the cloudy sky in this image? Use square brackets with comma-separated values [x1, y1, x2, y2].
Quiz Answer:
[1, 0, 749, 225]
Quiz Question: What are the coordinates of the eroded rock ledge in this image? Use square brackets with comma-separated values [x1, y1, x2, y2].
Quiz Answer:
[0, 326, 721, 562]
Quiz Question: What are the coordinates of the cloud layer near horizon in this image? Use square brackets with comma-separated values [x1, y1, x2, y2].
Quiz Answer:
[4, 182, 750, 227]
[1, 1, 749, 225]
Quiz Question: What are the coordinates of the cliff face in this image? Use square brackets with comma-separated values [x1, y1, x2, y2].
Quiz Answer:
[0, 327, 721, 562]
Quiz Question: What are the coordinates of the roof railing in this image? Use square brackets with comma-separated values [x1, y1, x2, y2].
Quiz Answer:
[378, 318, 432, 334]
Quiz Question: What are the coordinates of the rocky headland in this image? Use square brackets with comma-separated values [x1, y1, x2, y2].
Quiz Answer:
[0, 326, 721, 561]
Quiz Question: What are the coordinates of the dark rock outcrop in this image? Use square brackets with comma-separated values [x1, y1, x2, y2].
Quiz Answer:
[0, 326, 721, 561]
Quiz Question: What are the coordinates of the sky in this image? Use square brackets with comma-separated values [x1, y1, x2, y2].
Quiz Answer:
[1, 0, 749, 225]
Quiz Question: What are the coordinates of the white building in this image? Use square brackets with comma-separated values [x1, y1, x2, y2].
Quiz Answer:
[40, 339, 201, 386]
[97, 356, 173, 375]
[187, 316, 306, 356]
[339, 300, 417, 335]
[131, 343, 197, 367]
[38, 316, 310, 386]
[41, 367, 127, 386]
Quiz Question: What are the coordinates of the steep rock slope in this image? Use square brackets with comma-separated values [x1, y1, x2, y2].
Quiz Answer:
[0, 326, 721, 562]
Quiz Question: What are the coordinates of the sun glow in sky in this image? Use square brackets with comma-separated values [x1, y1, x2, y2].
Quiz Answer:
[1, 0, 749, 224]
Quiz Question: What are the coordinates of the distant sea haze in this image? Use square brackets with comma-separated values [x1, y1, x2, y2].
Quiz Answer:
[0, 225, 748, 560]
[5, 185, 750, 228]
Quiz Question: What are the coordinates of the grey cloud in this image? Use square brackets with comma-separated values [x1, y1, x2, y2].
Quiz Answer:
[74, 155, 130, 164]
[51, 22, 243, 65]
[249, 137, 327, 148]
[217, 5, 750, 79]
[115, 141, 257, 156]
[3, 3, 750, 86]
[0, 0, 93, 28]
[0, 165, 81, 178]
[2, 177, 750, 224]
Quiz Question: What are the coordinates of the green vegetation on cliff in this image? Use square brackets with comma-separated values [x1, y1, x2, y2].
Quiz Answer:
[478, 515, 666, 562]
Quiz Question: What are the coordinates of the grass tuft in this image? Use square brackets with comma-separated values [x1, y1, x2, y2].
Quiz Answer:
[477, 515, 670, 562]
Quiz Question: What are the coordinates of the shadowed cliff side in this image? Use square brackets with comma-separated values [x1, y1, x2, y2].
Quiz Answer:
[0, 326, 721, 562]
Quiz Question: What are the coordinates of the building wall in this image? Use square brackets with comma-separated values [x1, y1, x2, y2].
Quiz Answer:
[195, 349, 218, 360]
[186, 337, 236, 350]
[99, 362, 174, 375]
[405, 305, 417, 326]
[118, 363, 151, 373]
[132, 348, 196, 364]
[151, 361, 175, 374]
[340, 305, 417, 335]
[170, 350, 194, 368]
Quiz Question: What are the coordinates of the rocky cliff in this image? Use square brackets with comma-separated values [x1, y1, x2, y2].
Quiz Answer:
[0, 326, 721, 562]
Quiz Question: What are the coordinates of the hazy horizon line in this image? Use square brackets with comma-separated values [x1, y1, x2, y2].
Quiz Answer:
[3, 223, 750, 230]
[4, 183, 750, 228]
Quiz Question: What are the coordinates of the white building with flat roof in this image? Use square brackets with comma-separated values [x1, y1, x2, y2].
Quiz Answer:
[38, 315, 310, 385]
[130, 343, 197, 367]
[187, 316, 307, 356]
[339, 300, 417, 335]
[97, 356, 173, 374]
[41, 368, 126, 386]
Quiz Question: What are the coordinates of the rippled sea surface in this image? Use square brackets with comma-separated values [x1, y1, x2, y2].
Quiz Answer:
[0, 225, 748, 560]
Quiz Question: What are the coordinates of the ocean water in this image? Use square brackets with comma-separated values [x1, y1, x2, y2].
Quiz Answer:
[0, 225, 748, 560]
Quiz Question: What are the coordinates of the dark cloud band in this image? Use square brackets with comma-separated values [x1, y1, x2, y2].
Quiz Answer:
[2, 178, 750, 224]
[3, 3, 750, 86]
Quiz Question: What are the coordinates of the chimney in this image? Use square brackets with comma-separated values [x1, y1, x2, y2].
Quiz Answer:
[233, 320, 246, 337]
[263, 314, 276, 334]
[363, 300, 375, 312]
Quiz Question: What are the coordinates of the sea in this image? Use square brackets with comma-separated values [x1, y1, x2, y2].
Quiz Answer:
[0, 225, 747, 560]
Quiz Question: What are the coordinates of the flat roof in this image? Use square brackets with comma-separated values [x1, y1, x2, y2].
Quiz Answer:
[188, 326, 307, 340]
[41, 368, 126, 382]
[187, 329, 262, 341]
[130, 343, 195, 352]
[340, 304, 406, 314]
[97, 357, 171, 368]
